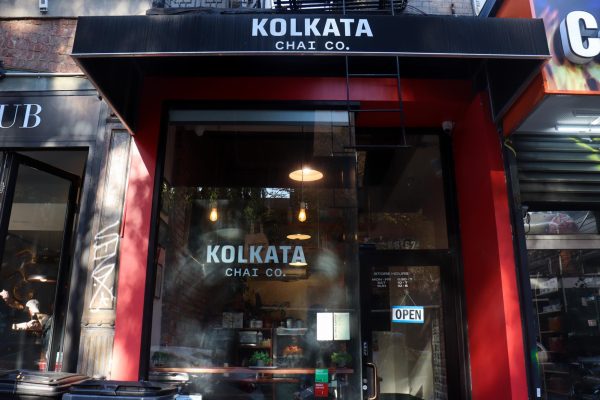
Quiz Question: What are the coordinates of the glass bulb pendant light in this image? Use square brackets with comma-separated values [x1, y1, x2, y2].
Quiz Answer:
[209, 205, 218, 222]
[289, 167, 323, 182]
[298, 202, 307, 222]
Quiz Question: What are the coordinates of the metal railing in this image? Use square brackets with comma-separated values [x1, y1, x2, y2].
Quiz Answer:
[151, 0, 408, 12]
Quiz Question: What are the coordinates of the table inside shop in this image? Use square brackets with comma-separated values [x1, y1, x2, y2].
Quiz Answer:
[152, 367, 354, 399]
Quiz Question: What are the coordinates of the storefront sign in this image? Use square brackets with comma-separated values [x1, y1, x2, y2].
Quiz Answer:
[0, 103, 42, 129]
[533, 0, 600, 92]
[251, 17, 372, 51]
[74, 14, 547, 58]
[0, 95, 102, 144]
[559, 11, 600, 64]
[392, 306, 425, 324]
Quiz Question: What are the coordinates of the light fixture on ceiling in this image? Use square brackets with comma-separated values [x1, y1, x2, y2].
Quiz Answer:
[298, 201, 307, 222]
[289, 167, 324, 182]
[286, 233, 311, 240]
[209, 203, 218, 222]
[289, 261, 308, 267]
[556, 125, 600, 134]
[573, 111, 600, 125]
[27, 275, 56, 283]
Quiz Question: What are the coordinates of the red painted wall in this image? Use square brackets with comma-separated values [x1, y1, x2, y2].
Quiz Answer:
[453, 93, 528, 400]
[112, 77, 528, 400]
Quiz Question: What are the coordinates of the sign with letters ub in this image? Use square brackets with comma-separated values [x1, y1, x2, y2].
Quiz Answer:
[392, 306, 424, 324]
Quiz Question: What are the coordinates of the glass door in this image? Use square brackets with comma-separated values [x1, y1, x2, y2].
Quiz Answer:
[360, 250, 449, 400]
[0, 153, 79, 371]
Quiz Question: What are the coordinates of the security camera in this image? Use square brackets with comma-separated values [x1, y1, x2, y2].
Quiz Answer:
[442, 121, 454, 134]
[39, 0, 48, 13]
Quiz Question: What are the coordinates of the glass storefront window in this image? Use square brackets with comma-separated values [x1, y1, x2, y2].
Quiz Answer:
[525, 211, 599, 235]
[526, 211, 600, 399]
[150, 110, 450, 399]
[0, 151, 85, 371]
[356, 134, 448, 250]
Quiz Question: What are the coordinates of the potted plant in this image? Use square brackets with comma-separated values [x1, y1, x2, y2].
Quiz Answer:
[331, 352, 352, 368]
[249, 351, 271, 367]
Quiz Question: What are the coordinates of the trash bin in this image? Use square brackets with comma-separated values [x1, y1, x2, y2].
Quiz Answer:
[64, 381, 177, 400]
[147, 372, 189, 394]
[0, 370, 89, 400]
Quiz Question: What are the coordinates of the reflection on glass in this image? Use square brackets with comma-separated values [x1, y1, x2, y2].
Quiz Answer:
[356, 135, 448, 250]
[151, 113, 451, 399]
[368, 266, 446, 399]
[525, 211, 600, 235]
[151, 115, 361, 398]
[0, 164, 70, 371]
[526, 210, 600, 399]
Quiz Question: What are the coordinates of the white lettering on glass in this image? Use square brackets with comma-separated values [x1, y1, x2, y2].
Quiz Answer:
[207, 245, 305, 264]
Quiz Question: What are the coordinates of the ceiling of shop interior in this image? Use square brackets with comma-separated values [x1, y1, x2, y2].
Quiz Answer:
[515, 95, 600, 135]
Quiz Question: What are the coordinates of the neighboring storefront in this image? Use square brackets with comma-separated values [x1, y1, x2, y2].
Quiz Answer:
[69, 10, 549, 400]
[0, 77, 133, 378]
[499, 0, 600, 399]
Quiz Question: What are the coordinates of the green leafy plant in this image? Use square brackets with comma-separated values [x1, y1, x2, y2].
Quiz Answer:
[249, 351, 271, 366]
[331, 352, 352, 367]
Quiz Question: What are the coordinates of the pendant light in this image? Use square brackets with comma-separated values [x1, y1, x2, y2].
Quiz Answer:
[209, 199, 218, 222]
[298, 201, 307, 222]
[289, 167, 323, 182]
[287, 233, 311, 240]
[209, 207, 218, 222]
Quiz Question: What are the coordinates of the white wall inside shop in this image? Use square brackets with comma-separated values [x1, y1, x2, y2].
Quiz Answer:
[0, 0, 153, 17]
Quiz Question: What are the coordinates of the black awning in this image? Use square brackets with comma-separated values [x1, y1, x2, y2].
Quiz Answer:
[71, 13, 549, 133]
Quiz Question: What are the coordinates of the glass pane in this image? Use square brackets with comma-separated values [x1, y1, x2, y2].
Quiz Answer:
[526, 210, 600, 399]
[0, 163, 70, 370]
[368, 265, 446, 399]
[525, 211, 600, 235]
[357, 135, 448, 250]
[152, 114, 361, 398]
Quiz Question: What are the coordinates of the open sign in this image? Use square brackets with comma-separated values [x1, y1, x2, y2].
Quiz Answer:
[392, 306, 424, 324]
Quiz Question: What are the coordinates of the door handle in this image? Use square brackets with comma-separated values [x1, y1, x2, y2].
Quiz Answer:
[366, 362, 378, 400]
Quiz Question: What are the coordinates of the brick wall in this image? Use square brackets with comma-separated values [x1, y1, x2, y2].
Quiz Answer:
[0, 19, 79, 73]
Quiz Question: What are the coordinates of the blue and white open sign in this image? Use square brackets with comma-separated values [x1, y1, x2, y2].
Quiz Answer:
[392, 306, 425, 324]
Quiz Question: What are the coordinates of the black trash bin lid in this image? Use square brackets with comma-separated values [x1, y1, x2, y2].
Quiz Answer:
[69, 380, 177, 397]
[148, 372, 190, 383]
[0, 370, 88, 386]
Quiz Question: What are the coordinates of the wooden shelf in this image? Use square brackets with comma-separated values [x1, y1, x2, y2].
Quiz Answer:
[151, 367, 354, 375]
[239, 344, 271, 349]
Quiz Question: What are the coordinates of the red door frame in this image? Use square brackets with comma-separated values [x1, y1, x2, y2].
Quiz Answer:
[111, 76, 528, 399]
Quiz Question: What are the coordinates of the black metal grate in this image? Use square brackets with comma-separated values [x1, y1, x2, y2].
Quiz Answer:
[512, 134, 600, 207]
[152, 0, 408, 12]
[272, 0, 407, 12]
